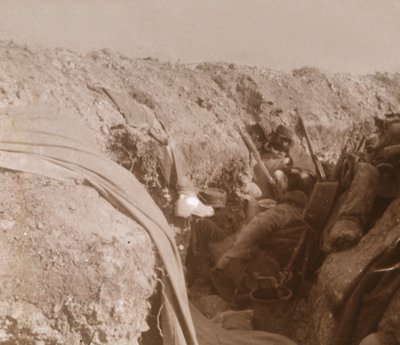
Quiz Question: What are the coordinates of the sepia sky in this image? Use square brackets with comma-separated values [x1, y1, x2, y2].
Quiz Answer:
[1, 0, 400, 73]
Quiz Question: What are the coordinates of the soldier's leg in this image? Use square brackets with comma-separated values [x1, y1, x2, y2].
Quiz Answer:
[159, 139, 214, 218]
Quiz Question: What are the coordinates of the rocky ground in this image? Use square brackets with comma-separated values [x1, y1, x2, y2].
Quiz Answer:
[0, 40, 400, 344]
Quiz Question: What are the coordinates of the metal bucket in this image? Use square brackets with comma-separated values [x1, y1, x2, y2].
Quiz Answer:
[250, 279, 293, 335]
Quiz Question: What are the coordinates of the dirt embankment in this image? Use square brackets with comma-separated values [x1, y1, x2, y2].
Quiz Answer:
[0, 172, 156, 344]
[1, 41, 399, 190]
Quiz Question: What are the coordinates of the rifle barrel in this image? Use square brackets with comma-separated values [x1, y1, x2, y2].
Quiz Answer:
[299, 117, 326, 181]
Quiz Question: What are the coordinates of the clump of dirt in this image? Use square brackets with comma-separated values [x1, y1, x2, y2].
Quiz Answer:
[0, 172, 156, 344]
[109, 125, 162, 193]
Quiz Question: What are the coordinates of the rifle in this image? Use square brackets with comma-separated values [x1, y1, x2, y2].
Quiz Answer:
[237, 126, 281, 199]
[356, 135, 366, 152]
[298, 117, 326, 181]
[297, 116, 339, 230]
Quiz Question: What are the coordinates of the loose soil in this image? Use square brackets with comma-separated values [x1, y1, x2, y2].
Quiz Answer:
[0, 172, 156, 344]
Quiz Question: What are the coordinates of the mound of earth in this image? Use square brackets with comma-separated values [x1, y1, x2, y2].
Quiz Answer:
[0, 172, 156, 344]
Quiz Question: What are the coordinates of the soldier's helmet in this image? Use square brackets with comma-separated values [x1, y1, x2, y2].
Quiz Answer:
[268, 124, 295, 152]
[273, 125, 295, 142]
[247, 122, 270, 144]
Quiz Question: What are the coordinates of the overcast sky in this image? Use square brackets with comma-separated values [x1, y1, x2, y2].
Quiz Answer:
[1, 0, 400, 73]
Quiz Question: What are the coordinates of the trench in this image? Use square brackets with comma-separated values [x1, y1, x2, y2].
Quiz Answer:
[108, 118, 399, 345]
[109, 125, 320, 345]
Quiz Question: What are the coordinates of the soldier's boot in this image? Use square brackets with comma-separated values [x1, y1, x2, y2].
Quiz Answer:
[175, 193, 214, 218]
